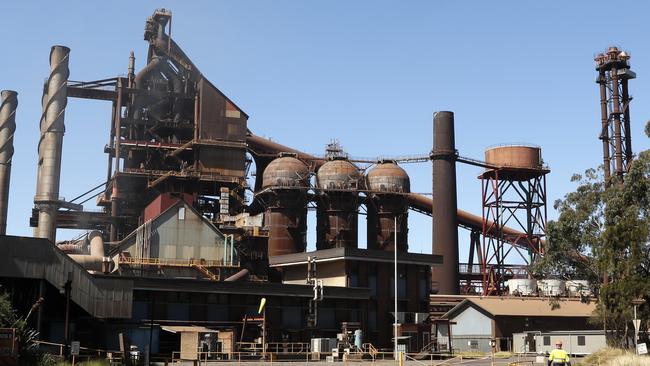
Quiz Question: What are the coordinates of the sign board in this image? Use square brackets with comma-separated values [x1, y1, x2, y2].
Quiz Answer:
[637, 343, 647, 355]
[71, 341, 80, 356]
[0, 328, 17, 357]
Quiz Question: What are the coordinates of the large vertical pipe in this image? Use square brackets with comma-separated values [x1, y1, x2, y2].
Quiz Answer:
[110, 79, 123, 242]
[0, 90, 17, 235]
[34, 46, 69, 242]
[610, 67, 624, 178]
[598, 73, 611, 180]
[621, 78, 633, 167]
[430, 111, 459, 295]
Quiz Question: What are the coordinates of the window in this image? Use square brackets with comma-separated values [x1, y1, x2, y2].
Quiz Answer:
[577, 336, 585, 346]
[543, 336, 550, 346]
[469, 340, 479, 349]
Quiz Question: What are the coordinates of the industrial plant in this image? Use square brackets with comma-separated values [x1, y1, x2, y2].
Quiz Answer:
[0, 8, 641, 363]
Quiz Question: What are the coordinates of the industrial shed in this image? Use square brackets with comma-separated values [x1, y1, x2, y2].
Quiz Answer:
[438, 297, 597, 352]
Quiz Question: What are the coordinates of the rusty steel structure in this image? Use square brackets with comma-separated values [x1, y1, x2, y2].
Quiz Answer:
[595, 46, 635, 181]
[430, 111, 459, 295]
[365, 161, 410, 252]
[315, 143, 362, 249]
[20, 8, 555, 306]
[470, 145, 549, 295]
[259, 155, 310, 257]
[0, 90, 17, 235]
[30, 10, 249, 241]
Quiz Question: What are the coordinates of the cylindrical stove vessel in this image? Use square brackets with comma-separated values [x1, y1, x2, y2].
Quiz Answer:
[262, 156, 310, 257]
[316, 158, 361, 249]
[35, 46, 69, 242]
[431, 111, 459, 295]
[366, 161, 409, 251]
[0, 91, 17, 235]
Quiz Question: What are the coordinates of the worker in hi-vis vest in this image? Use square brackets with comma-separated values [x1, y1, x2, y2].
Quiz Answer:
[548, 340, 571, 366]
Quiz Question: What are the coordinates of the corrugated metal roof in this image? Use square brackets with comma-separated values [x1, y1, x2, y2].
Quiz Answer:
[443, 297, 596, 319]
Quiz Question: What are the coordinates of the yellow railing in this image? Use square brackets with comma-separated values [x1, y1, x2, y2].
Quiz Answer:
[118, 256, 240, 268]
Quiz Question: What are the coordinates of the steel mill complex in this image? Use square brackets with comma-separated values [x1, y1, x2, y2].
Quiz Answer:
[0, 8, 637, 362]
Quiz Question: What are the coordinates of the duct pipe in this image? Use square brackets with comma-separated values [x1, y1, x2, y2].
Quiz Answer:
[430, 111, 459, 295]
[34, 46, 69, 242]
[69, 230, 106, 272]
[0, 90, 17, 235]
[131, 56, 163, 121]
[224, 268, 250, 282]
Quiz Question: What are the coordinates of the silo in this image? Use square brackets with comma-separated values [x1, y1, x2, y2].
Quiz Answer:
[366, 161, 409, 251]
[262, 155, 310, 257]
[315, 158, 362, 249]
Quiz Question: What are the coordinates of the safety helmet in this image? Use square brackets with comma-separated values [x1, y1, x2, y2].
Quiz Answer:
[555, 340, 563, 346]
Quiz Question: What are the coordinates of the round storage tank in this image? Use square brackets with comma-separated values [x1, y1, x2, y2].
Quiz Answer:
[507, 279, 537, 296]
[538, 279, 566, 297]
[262, 156, 310, 257]
[316, 159, 361, 250]
[365, 161, 409, 251]
[262, 156, 310, 189]
[316, 159, 362, 189]
[566, 280, 592, 297]
[366, 161, 410, 193]
[484, 145, 542, 169]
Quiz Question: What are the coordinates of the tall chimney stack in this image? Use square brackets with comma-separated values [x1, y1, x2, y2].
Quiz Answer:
[431, 111, 459, 295]
[34, 45, 69, 242]
[0, 90, 17, 235]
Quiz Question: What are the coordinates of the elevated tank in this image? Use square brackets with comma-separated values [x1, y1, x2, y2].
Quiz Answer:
[316, 158, 361, 249]
[485, 144, 543, 170]
[366, 161, 409, 251]
[262, 156, 310, 257]
[538, 279, 566, 297]
[507, 279, 537, 296]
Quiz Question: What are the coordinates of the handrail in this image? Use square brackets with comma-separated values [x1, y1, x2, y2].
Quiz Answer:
[119, 256, 240, 268]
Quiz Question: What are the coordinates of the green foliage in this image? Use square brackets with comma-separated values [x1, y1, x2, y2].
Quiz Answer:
[0, 293, 51, 365]
[537, 148, 650, 347]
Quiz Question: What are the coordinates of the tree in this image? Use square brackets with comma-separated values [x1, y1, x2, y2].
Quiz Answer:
[535, 123, 650, 347]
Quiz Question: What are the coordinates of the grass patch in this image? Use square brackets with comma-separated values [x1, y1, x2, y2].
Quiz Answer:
[457, 351, 513, 359]
[493, 351, 513, 359]
[577, 347, 650, 366]
[457, 351, 487, 359]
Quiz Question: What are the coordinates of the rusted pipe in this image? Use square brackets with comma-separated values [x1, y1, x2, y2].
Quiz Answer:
[224, 268, 249, 282]
[69, 230, 106, 272]
[0, 90, 17, 235]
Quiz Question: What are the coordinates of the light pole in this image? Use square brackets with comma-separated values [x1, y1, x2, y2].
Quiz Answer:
[632, 298, 644, 351]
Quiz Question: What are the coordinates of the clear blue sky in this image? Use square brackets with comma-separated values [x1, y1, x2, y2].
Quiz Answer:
[1, 1, 649, 261]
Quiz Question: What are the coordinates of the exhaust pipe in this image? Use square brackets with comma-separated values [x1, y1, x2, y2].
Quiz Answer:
[34, 46, 69, 242]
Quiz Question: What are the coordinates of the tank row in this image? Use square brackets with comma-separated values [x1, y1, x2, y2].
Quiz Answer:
[506, 279, 593, 297]
[259, 155, 411, 257]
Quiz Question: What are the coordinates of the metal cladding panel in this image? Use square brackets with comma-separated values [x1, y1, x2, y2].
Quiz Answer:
[198, 79, 246, 142]
[431, 111, 459, 295]
[198, 146, 246, 177]
[144, 193, 196, 222]
[0, 236, 133, 319]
